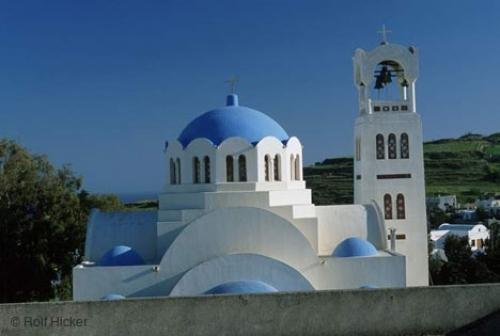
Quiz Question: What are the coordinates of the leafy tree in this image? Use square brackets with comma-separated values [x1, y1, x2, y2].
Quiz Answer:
[431, 235, 500, 285]
[427, 206, 450, 230]
[0, 139, 123, 303]
[476, 207, 490, 222]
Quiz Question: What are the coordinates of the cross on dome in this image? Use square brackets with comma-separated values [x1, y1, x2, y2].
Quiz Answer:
[225, 75, 239, 94]
[377, 24, 392, 45]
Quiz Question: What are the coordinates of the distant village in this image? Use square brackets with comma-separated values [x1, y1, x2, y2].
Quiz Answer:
[427, 194, 500, 261]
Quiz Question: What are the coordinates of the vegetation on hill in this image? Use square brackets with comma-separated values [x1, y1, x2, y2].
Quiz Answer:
[305, 132, 500, 205]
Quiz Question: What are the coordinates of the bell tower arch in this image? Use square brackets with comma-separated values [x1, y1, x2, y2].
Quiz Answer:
[352, 31, 428, 286]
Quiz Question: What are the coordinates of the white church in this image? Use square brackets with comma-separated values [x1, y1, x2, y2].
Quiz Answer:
[73, 35, 429, 300]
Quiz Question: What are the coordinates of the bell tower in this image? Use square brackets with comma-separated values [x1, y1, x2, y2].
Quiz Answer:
[352, 30, 428, 286]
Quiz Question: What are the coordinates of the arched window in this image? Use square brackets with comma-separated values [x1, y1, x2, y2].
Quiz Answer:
[376, 134, 385, 160]
[170, 158, 176, 184]
[396, 194, 406, 219]
[290, 155, 295, 180]
[193, 157, 200, 184]
[388, 133, 397, 159]
[295, 155, 301, 180]
[238, 155, 247, 182]
[384, 194, 393, 220]
[400, 133, 409, 159]
[274, 154, 281, 181]
[204, 156, 211, 183]
[264, 155, 271, 181]
[176, 158, 182, 184]
[226, 156, 234, 182]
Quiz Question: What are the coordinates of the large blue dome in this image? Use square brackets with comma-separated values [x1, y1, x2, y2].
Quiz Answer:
[98, 245, 145, 267]
[332, 237, 378, 258]
[178, 95, 289, 147]
[204, 280, 278, 295]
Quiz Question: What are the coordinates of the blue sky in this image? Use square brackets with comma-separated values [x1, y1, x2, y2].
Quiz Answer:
[1, 1, 500, 193]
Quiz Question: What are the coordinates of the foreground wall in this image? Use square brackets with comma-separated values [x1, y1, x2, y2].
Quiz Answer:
[2, 284, 500, 336]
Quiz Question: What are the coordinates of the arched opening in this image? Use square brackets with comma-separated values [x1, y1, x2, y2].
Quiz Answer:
[238, 155, 247, 182]
[176, 158, 182, 184]
[397, 194, 406, 219]
[294, 155, 301, 180]
[400, 133, 409, 159]
[273, 154, 281, 181]
[376, 134, 385, 160]
[372, 60, 407, 101]
[384, 194, 393, 220]
[290, 154, 295, 180]
[193, 157, 200, 184]
[170, 158, 176, 185]
[264, 155, 271, 182]
[226, 156, 234, 182]
[388, 133, 397, 159]
[203, 156, 211, 183]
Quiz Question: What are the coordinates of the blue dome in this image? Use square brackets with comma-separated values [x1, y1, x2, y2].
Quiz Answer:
[332, 237, 378, 258]
[98, 245, 145, 266]
[204, 280, 278, 295]
[360, 285, 378, 289]
[102, 294, 126, 300]
[178, 95, 289, 147]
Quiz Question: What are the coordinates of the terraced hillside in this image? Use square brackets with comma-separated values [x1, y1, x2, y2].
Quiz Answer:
[304, 133, 500, 205]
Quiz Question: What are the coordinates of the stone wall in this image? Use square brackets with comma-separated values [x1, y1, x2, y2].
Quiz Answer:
[2, 284, 500, 336]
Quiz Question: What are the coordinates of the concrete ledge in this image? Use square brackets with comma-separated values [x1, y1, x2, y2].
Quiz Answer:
[2, 284, 500, 336]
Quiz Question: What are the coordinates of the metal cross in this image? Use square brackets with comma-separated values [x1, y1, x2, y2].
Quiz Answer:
[225, 76, 239, 94]
[377, 24, 392, 44]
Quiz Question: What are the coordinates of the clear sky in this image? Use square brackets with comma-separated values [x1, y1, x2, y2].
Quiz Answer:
[1, 1, 500, 194]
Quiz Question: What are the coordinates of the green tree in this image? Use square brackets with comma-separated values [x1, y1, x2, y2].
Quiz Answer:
[0, 139, 123, 303]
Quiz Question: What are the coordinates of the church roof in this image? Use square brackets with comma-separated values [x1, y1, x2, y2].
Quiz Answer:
[178, 94, 289, 147]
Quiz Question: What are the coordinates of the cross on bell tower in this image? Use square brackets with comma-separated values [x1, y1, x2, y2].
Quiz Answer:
[377, 24, 392, 45]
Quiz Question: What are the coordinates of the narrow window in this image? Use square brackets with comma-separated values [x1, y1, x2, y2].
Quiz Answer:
[238, 155, 247, 182]
[400, 133, 409, 159]
[376, 134, 385, 160]
[265, 155, 271, 181]
[295, 155, 301, 180]
[290, 155, 295, 180]
[396, 194, 406, 219]
[356, 137, 361, 161]
[203, 156, 211, 183]
[226, 156, 234, 182]
[193, 157, 200, 184]
[388, 133, 397, 159]
[176, 158, 182, 184]
[384, 194, 393, 220]
[170, 158, 176, 184]
[273, 154, 281, 181]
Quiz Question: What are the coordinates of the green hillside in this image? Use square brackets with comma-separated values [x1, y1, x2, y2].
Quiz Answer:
[304, 133, 500, 205]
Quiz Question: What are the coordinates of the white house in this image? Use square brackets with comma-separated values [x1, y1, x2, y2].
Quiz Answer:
[476, 197, 500, 217]
[427, 195, 458, 212]
[430, 223, 490, 261]
[73, 35, 429, 301]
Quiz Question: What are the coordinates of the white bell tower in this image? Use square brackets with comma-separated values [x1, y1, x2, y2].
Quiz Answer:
[352, 30, 428, 286]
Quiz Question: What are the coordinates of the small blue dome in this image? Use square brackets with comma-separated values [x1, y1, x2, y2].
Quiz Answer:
[204, 280, 278, 295]
[332, 237, 378, 257]
[360, 285, 378, 289]
[178, 95, 289, 147]
[102, 293, 126, 300]
[98, 245, 145, 266]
